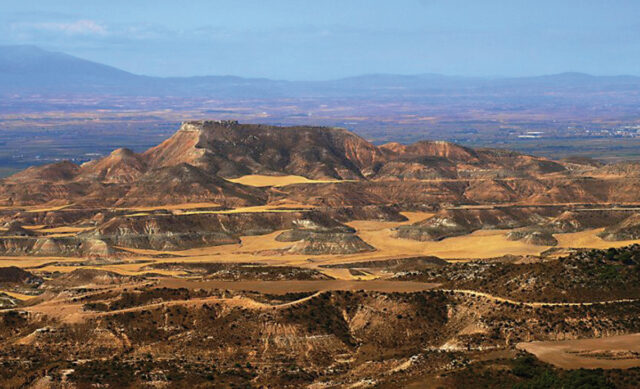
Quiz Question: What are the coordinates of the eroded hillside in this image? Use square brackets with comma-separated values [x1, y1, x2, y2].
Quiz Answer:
[3, 121, 640, 387]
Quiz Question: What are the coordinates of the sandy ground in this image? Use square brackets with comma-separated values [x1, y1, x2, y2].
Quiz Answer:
[31, 226, 94, 234]
[116, 202, 221, 211]
[123, 203, 315, 218]
[0, 290, 38, 300]
[7, 210, 640, 279]
[178, 204, 313, 215]
[225, 174, 346, 187]
[354, 228, 544, 261]
[554, 228, 640, 249]
[518, 333, 640, 369]
[25, 204, 74, 213]
[5, 202, 640, 285]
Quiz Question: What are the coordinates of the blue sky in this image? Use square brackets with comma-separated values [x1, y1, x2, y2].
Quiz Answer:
[1, 0, 639, 79]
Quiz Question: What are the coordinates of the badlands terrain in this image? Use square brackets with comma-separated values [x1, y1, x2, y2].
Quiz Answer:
[3, 120, 640, 387]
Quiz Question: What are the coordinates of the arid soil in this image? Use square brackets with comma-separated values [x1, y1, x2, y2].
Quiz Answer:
[518, 334, 640, 369]
[3, 121, 640, 387]
[157, 278, 441, 294]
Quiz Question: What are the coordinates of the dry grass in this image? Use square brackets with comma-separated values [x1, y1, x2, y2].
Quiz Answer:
[226, 174, 347, 187]
[41, 233, 78, 238]
[554, 228, 640, 249]
[109, 214, 547, 273]
[123, 212, 152, 217]
[7, 210, 640, 280]
[0, 290, 37, 300]
[25, 204, 73, 213]
[351, 228, 545, 262]
[7, 227, 640, 281]
[518, 333, 640, 369]
[116, 202, 221, 211]
[176, 204, 313, 215]
[36, 226, 94, 234]
[22, 225, 46, 230]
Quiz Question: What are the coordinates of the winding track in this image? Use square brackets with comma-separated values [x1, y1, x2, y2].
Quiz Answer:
[7, 283, 640, 326]
[440, 288, 640, 307]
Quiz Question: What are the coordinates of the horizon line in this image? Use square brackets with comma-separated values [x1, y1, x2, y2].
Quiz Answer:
[3, 44, 640, 82]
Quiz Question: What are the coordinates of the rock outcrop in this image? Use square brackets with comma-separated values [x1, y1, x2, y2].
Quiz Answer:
[506, 229, 558, 246]
[0, 236, 112, 257]
[599, 214, 640, 241]
[87, 210, 354, 251]
[392, 207, 551, 241]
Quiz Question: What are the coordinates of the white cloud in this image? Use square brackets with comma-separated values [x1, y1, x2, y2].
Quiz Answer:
[12, 19, 108, 36]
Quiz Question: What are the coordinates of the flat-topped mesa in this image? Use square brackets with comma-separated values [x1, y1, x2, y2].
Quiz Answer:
[3, 120, 572, 188]
[145, 120, 384, 179]
[0, 120, 605, 208]
[179, 120, 240, 132]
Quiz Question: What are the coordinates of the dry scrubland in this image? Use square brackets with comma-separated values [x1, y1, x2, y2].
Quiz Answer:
[518, 334, 640, 370]
[5, 122, 640, 387]
[6, 209, 634, 278]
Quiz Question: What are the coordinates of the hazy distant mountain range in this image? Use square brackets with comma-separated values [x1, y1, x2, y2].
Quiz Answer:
[2, 45, 640, 98]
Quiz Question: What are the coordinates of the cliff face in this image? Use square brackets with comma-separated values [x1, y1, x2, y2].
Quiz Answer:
[142, 121, 207, 170]
[0, 236, 111, 257]
[86, 210, 354, 251]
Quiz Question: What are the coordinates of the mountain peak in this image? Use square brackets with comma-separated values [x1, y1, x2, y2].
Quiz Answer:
[144, 120, 383, 179]
[79, 147, 146, 183]
[110, 147, 136, 157]
[2, 45, 639, 98]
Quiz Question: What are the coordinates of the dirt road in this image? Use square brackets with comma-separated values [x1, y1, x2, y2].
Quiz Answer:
[442, 288, 640, 306]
